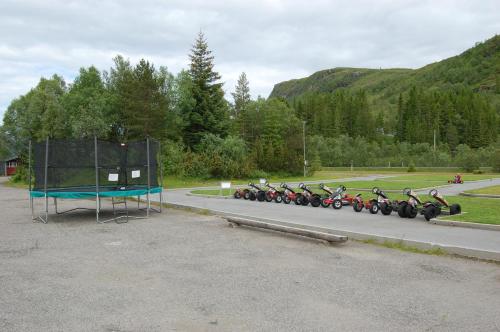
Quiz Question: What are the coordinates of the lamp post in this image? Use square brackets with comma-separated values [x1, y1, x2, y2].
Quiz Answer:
[303, 121, 306, 177]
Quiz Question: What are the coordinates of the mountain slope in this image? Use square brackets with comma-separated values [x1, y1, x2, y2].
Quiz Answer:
[270, 35, 500, 110]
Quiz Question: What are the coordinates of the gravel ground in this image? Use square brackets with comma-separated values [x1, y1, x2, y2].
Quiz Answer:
[1, 181, 500, 331]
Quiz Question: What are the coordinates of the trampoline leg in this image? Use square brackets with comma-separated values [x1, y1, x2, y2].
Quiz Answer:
[44, 194, 48, 224]
[147, 192, 150, 218]
[31, 196, 35, 221]
[137, 196, 140, 209]
[159, 190, 163, 213]
[96, 195, 100, 223]
[54, 198, 58, 213]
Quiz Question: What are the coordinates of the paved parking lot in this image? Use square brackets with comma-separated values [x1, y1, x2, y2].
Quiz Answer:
[1, 182, 500, 331]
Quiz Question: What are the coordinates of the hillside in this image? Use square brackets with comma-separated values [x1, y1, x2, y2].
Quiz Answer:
[270, 35, 500, 111]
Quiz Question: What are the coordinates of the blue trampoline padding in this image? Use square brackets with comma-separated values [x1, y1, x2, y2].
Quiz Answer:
[30, 186, 162, 199]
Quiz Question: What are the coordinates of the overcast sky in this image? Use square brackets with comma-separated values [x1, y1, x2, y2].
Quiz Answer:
[0, 0, 499, 121]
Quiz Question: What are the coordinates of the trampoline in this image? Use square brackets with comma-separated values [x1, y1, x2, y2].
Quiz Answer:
[29, 137, 163, 223]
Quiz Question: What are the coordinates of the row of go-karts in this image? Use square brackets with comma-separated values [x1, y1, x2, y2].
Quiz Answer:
[234, 182, 461, 221]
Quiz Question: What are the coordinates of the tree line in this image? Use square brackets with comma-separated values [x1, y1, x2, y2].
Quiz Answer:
[1, 32, 500, 180]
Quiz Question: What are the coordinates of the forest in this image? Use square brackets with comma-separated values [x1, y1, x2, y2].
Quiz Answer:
[1, 33, 500, 181]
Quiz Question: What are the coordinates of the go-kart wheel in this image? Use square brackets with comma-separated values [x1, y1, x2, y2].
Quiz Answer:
[301, 196, 310, 206]
[405, 204, 418, 218]
[265, 192, 273, 202]
[352, 201, 363, 212]
[234, 191, 241, 199]
[310, 196, 321, 207]
[449, 204, 461, 215]
[257, 191, 266, 202]
[423, 205, 437, 221]
[275, 194, 283, 203]
[321, 198, 331, 208]
[249, 191, 256, 201]
[294, 194, 303, 205]
[380, 202, 392, 215]
[397, 202, 408, 218]
[243, 189, 250, 200]
[283, 195, 291, 204]
[369, 201, 379, 214]
[332, 199, 342, 209]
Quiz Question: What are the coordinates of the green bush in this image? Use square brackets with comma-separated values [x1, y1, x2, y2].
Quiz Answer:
[455, 144, 481, 172]
[492, 149, 500, 173]
[407, 162, 416, 172]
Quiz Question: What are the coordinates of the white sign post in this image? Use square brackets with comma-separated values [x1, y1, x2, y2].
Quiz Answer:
[220, 181, 231, 196]
[259, 178, 266, 185]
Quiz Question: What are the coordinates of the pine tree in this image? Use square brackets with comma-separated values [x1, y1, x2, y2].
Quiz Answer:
[231, 72, 251, 115]
[185, 31, 229, 148]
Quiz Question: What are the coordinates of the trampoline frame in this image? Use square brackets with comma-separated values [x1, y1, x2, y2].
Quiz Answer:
[29, 136, 164, 224]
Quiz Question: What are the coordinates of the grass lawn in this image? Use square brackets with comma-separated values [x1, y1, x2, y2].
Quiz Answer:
[191, 189, 234, 196]
[440, 196, 500, 225]
[388, 173, 498, 182]
[465, 185, 500, 195]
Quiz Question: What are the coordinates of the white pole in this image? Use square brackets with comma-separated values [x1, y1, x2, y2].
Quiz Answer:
[303, 121, 306, 177]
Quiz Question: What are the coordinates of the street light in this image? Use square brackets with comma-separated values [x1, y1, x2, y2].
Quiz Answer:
[303, 121, 306, 177]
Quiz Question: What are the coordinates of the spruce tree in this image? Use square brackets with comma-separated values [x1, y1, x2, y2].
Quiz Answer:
[185, 31, 229, 148]
[231, 72, 251, 115]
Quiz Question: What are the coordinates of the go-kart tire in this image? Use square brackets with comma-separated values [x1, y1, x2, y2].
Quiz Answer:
[369, 201, 379, 214]
[256, 191, 266, 202]
[397, 202, 408, 218]
[321, 198, 331, 208]
[283, 195, 291, 204]
[265, 192, 273, 202]
[405, 204, 418, 218]
[332, 199, 342, 209]
[249, 191, 256, 201]
[380, 202, 392, 215]
[449, 204, 461, 215]
[234, 191, 241, 199]
[423, 205, 437, 221]
[294, 194, 303, 205]
[274, 195, 283, 203]
[310, 195, 321, 207]
[301, 196, 310, 206]
[352, 201, 363, 212]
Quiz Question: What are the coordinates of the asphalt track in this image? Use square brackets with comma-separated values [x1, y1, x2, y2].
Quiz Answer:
[157, 177, 500, 261]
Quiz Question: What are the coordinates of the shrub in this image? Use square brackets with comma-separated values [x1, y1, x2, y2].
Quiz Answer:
[407, 162, 416, 172]
[492, 149, 500, 173]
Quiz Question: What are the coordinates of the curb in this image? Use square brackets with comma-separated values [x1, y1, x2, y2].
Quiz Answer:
[432, 218, 500, 232]
[164, 202, 500, 262]
[459, 192, 500, 199]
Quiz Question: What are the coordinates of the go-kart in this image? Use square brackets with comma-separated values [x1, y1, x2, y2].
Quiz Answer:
[297, 183, 322, 207]
[280, 183, 302, 205]
[264, 182, 283, 203]
[352, 187, 393, 215]
[448, 174, 463, 184]
[319, 184, 354, 209]
[233, 186, 251, 199]
[396, 188, 461, 221]
[247, 182, 267, 202]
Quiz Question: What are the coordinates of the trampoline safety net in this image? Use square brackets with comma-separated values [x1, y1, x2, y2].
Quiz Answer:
[33, 138, 159, 191]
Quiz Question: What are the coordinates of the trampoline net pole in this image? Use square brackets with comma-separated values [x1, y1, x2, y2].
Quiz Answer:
[44, 137, 49, 223]
[159, 140, 163, 212]
[94, 136, 99, 223]
[28, 140, 32, 209]
[146, 137, 150, 217]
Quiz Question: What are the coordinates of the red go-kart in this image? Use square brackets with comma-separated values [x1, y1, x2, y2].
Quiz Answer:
[280, 183, 302, 205]
[319, 184, 354, 209]
[264, 182, 283, 203]
[448, 174, 463, 184]
[352, 187, 393, 215]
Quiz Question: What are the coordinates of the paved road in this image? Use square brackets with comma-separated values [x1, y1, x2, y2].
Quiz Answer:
[155, 177, 500, 261]
[2, 180, 500, 331]
[416, 178, 500, 196]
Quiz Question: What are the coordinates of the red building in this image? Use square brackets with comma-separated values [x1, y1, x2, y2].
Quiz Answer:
[3, 156, 21, 176]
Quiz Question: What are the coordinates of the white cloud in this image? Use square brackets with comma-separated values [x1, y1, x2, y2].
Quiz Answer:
[0, 0, 499, 119]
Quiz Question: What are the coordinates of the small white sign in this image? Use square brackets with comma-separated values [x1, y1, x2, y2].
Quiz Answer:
[221, 182, 231, 189]
[108, 173, 119, 182]
[259, 178, 266, 184]
[131, 170, 141, 178]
